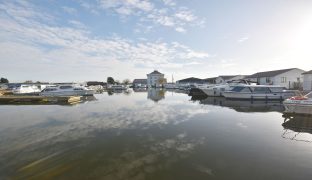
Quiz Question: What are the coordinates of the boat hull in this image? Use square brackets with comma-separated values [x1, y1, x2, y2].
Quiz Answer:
[283, 100, 312, 115]
[40, 90, 95, 96]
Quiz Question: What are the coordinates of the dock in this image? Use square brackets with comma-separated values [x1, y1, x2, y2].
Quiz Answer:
[0, 95, 82, 104]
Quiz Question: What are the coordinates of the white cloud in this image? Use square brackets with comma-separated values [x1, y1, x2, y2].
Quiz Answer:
[0, 1, 209, 81]
[175, 10, 197, 22]
[162, 0, 176, 6]
[62, 6, 77, 14]
[85, 0, 204, 33]
[175, 27, 186, 33]
[238, 36, 249, 43]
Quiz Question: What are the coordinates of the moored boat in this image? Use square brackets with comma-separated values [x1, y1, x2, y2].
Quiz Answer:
[283, 92, 312, 115]
[200, 79, 250, 97]
[223, 85, 299, 100]
[40, 85, 95, 96]
[12, 84, 41, 95]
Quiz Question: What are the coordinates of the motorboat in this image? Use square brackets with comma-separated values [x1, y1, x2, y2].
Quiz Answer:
[40, 85, 95, 96]
[12, 84, 41, 95]
[189, 84, 215, 96]
[283, 91, 312, 115]
[200, 80, 250, 97]
[222, 85, 299, 100]
[107, 85, 128, 90]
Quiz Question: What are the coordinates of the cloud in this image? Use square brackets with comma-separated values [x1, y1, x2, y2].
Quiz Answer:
[238, 36, 249, 43]
[83, 0, 204, 33]
[62, 6, 77, 14]
[175, 27, 186, 33]
[0, 1, 209, 81]
[162, 0, 176, 6]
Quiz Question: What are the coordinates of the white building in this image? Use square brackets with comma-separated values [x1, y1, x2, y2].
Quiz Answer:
[245, 68, 305, 89]
[215, 75, 246, 84]
[303, 70, 312, 91]
[147, 70, 166, 88]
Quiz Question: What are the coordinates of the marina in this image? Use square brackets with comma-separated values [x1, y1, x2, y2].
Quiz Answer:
[1, 0, 312, 178]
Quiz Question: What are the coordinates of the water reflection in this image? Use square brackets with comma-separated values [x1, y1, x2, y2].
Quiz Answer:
[193, 96, 284, 113]
[1, 92, 312, 179]
[282, 114, 312, 142]
[147, 88, 165, 102]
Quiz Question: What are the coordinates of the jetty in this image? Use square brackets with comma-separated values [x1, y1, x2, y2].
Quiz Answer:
[0, 95, 81, 104]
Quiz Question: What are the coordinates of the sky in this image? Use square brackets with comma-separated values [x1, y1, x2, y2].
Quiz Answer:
[0, 0, 311, 82]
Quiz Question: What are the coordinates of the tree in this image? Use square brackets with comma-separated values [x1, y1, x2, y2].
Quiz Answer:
[0, 77, 9, 83]
[122, 79, 131, 85]
[158, 78, 167, 85]
[107, 77, 115, 84]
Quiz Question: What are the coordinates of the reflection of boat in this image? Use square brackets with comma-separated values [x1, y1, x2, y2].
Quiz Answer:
[197, 97, 284, 113]
[40, 85, 95, 96]
[282, 114, 312, 142]
[283, 92, 312, 115]
[132, 88, 148, 92]
[12, 84, 41, 95]
[108, 85, 128, 90]
[223, 85, 299, 100]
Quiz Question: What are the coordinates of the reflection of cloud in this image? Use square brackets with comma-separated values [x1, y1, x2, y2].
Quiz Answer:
[236, 122, 248, 129]
[0, 93, 210, 157]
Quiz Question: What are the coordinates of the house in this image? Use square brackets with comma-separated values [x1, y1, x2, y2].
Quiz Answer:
[147, 70, 166, 88]
[303, 70, 312, 91]
[215, 75, 246, 84]
[176, 77, 203, 85]
[245, 68, 305, 89]
[133, 79, 147, 88]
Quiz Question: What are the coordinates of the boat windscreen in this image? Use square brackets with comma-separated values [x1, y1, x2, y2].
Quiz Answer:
[305, 92, 312, 98]
[250, 87, 271, 93]
[230, 86, 251, 92]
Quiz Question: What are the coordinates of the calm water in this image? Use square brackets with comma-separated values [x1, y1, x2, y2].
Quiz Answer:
[1, 89, 312, 180]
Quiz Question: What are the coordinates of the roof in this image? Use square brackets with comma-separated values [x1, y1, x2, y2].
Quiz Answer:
[133, 79, 147, 84]
[203, 77, 217, 83]
[204, 77, 217, 80]
[148, 70, 163, 75]
[247, 68, 300, 78]
[218, 75, 237, 80]
[302, 70, 312, 75]
[177, 77, 203, 83]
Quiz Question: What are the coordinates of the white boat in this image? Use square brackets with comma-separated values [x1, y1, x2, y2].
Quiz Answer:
[40, 85, 95, 96]
[200, 80, 250, 97]
[108, 85, 128, 90]
[12, 84, 41, 95]
[222, 85, 300, 100]
[283, 92, 312, 115]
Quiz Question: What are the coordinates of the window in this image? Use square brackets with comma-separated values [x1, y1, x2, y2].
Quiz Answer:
[60, 86, 73, 89]
[266, 77, 271, 83]
[281, 77, 287, 83]
[251, 87, 270, 93]
[231, 86, 251, 92]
